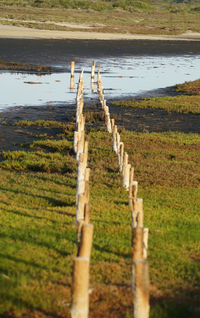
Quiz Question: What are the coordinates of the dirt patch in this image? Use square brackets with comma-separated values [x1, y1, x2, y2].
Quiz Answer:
[0, 99, 199, 153]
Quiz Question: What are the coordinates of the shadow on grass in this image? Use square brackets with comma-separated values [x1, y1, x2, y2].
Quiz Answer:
[150, 289, 200, 318]
[33, 174, 77, 189]
[0, 186, 75, 207]
[0, 293, 66, 318]
[0, 207, 73, 225]
[0, 231, 75, 257]
[93, 243, 131, 259]
[0, 253, 47, 270]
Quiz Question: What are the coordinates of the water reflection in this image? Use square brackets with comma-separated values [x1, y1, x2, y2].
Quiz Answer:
[0, 55, 199, 110]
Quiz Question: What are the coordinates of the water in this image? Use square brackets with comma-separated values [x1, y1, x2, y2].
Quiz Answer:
[0, 55, 199, 110]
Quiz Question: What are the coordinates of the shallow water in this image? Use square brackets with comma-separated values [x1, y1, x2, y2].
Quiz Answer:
[0, 54, 200, 110]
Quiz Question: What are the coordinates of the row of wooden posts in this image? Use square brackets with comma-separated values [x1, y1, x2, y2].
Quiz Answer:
[71, 61, 150, 318]
[97, 70, 150, 318]
[71, 68, 94, 318]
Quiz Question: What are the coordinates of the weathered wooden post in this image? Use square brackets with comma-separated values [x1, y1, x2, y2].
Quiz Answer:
[116, 132, 120, 154]
[84, 167, 90, 203]
[74, 131, 79, 154]
[132, 227, 144, 261]
[76, 131, 85, 161]
[84, 203, 90, 224]
[71, 61, 75, 77]
[112, 125, 118, 153]
[132, 260, 150, 318]
[128, 167, 134, 209]
[78, 224, 94, 259]
[77, 194, 87, 223]
[70, 76, 75, 90]
[111, 118, 115, 131]
[119, 142, 124, 172]
[91, 81, 95, 93]
[123, 163, 131, 190]
[143, 228, 149, 259]
[132, 227, 150, 318]
[132, 198, 143, 228]
[91, 61, 96, 80]
[122, 152, 128, 176]
[71, 257, 89, 318]
[70, 61, 75, 90]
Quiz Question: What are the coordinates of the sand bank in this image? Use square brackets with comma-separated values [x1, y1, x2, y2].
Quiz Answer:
[0, 24, 200, 41]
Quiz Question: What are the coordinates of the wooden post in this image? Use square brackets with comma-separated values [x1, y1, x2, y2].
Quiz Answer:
[91, 61, 96, 79]
[85, 167, 90, 203]
[79, 69, 84, 82]
[84, 203, 90, 224]
[132, 198, 143, 228]
[119, 142, 124, 172]
[76, 153, 86, 203]
[113, 125, 118, 153]
[70, 75, 75, 90]
[132, 181, 138, 202]
[111, 118, 115, 131]
[91, 81, 95, 93]
[132, 260, 150, 318]
[128, 167, 134, 209]
[132, 227, 144, 261]
[78, 224, 94, 259]
[77, 220, 84, 245]
[123, 163, 131, 190]
[143, 228, 149, 259]
[122, 152, 128, 176]
[97, 69, 101, 81]
[76, 131, 85, 161]
[71, 257, 89, 318]
[74, 131, 79, 154]
[105, 113, 112, 133]
[80, 115, 85, 132]
[116, 132, 120, 154]
[76, 194, 87, 223]
[71, 61, 75, 78]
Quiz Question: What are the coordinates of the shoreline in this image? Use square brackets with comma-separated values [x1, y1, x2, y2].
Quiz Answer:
[0, 24, 200, 42]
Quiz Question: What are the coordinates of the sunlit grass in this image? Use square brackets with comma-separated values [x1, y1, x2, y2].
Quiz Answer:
[0, 119, 199, 317]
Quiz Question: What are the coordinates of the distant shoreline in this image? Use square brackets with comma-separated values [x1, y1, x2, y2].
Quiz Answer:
[0, 24, 200, 41]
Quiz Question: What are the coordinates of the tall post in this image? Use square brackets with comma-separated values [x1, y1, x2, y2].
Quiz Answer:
[71, 257, 89, 318]
[78, 224, 94, 259]
[91, 61, 96, 80]
[70, 61, 75, 90]
[132, 260, 150, 318]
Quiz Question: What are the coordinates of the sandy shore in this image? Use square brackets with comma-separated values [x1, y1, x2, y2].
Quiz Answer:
[0, 24, 200, 41]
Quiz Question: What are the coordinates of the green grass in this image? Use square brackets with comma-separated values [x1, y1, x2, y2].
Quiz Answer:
[112, 95, 200, 114]
[0, 0, 199, 35]
[176, 79, 200, 95]
[111, 78, 200, 114]
[0, 118, 199, 317]
[0, 60, 52, 73]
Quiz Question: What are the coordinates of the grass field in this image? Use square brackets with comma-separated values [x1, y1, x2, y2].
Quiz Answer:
[0, 0, 199, 35]
[0, 109, 199, 317]
[111, 79, 200, 114]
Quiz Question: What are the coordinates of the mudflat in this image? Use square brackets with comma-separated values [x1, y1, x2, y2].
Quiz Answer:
[0, 38, 200, 67]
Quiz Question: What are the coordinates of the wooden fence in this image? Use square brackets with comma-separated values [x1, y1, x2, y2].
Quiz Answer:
[70, 61, 150, 318]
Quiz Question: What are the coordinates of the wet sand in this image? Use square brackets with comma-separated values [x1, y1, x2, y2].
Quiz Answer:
[1, 38, 200, 67]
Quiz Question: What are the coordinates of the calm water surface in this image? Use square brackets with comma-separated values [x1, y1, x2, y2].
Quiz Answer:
[0, 55, 199, 110]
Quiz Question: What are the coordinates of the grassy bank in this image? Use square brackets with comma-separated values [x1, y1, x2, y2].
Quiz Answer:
[0, 60, 53, 73]
[0, 0, 199, 35]
[111, 78, 200, 114]
[0, 115, 199, 317]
